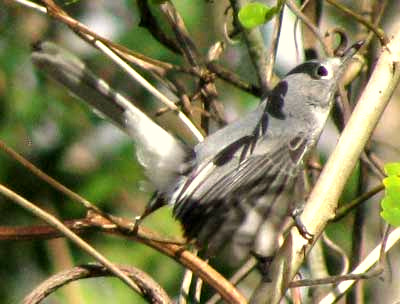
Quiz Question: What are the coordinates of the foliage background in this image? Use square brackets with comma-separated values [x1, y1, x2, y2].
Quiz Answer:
[1, 0, 400, 303]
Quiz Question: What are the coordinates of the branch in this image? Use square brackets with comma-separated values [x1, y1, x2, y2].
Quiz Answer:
[159, 1, 226, 128]
[0, 217, 246, 303]
[0, 184, 142, 295]
[251, 29, 400, 304]
[229, 0, 270, 93]
[0, 140, 113, 220]
[326, 0, 388, 45]
[13, 0, 204, 142]
[319, 227, 400, 304]
[23, 264, 172, 304]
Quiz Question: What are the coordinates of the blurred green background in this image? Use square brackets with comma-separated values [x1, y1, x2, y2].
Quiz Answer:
[0, 1, 260, 303]
[2, 0, 400, 303]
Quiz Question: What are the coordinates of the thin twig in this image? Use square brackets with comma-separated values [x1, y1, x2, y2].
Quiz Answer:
[322, 233, 350, 275]
[319, 227, 400, 304]
[0, 140, 107, 216]
[334, 184, 384, 221]
[366, 151, 386, 177]
[289, 268, 383, 288]
[13, 0, 205, 142]
[23, 264, 172, 304]
[325, 0, 388, 45]
[93, 39, 204, 141]
[194, 273, 204, 303]
[265, 5, 284, 85]
[251, 28, 400, 304]
[207, 62, 262, 96]
[159, 1, 226, 129]
[136, 0, 182, 54]
[179, 265, 194, 304]
[0, 217, 246, 304]
[229, 0, 270, 94]
[206, 257, 257, 304]
[286, 0, 331, 56]
[0, 184, 143, 295]
[159, 2, 201, 67]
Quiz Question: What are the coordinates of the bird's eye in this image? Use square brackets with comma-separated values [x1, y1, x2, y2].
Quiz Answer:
[316, 65, 328, 77]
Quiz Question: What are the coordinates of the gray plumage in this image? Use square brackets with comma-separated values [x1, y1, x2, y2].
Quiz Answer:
[31, 41, 361, 259]
[31, 41, 189, 194]
[169, 55, 357, 258]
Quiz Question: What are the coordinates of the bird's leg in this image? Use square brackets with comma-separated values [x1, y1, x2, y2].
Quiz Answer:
[291, 203, 314, 241]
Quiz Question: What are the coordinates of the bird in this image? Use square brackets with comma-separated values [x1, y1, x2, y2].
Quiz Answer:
[31, 41, 362, 260]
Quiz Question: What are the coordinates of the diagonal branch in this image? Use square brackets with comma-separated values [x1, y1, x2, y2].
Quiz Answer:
[22, 0, 205, 142]
[0, 216, 246, 303]
[229, 0, 270, 93]
[251, 29, 400, 304]
[0, 184, 143, 295]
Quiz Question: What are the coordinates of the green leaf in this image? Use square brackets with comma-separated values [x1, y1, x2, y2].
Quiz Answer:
[383, 176, 400, 202]
[384, 162, 400, 176]
[381, 195, 397, 210]
[381, 207, 400, 227]
[264, 6, 278, 22]
[238, 3, 277, 29]
[381, 174, 400, 226]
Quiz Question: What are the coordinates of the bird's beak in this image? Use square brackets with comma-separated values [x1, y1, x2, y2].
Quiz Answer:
[341, 40, 364, 64]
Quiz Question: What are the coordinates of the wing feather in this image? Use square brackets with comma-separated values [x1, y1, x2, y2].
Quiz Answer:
[173, 132, 309, 256]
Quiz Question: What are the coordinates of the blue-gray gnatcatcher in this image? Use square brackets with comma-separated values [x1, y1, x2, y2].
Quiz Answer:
[31, 41, 361, 260]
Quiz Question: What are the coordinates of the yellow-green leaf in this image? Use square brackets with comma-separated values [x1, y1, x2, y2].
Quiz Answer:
[384, 162, 400, 176]
[238, 3, 276, 29]
[383, 176, 400, 202]
[381, 207, 400, 227]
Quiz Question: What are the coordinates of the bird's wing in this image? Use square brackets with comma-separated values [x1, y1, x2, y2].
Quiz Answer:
[173, 130, 310, 255]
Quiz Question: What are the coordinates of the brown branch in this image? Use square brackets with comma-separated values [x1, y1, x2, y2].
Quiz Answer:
[229, 0, 270, 94]
[40, 0, 177, 75]
[251, 28, 400, 304]
[265, 5, 284, 86]
[325, 0, 388, 45]
[0, 216, 246, 303]
[159, 1, 225, 128]
[136, 1, 263, 98]
[286, 0, 331, 56]
[0, 220, 92, 241]
[207, 62, 262, 96]
[206, 257, 257, 304]
[137, 0, 182, 54]
[0, 184, 144, 295]
[23, 264, 172, 304]
[289, 268, 383, 288]
[159, 2, 201, 67]
[334, 184, 384, 221]
[0, 140, 107, 216]
[0, 139, 173, 236]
